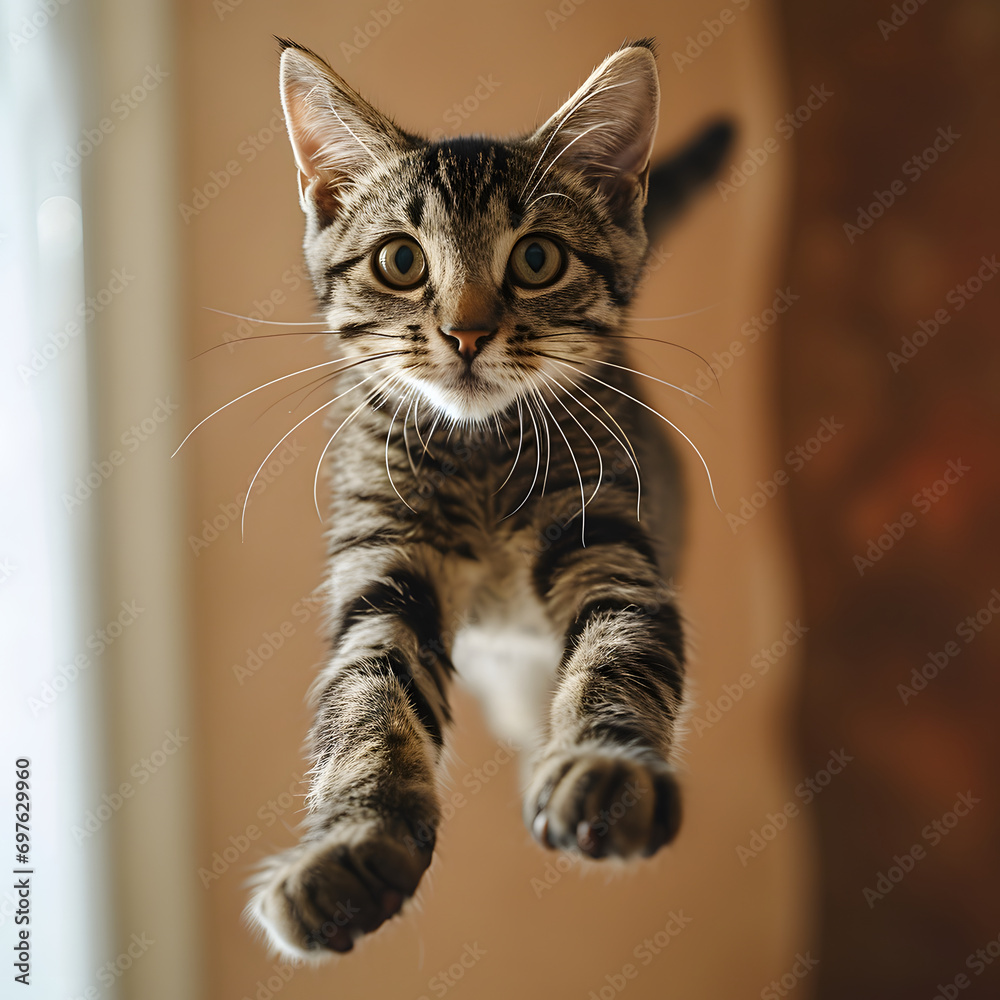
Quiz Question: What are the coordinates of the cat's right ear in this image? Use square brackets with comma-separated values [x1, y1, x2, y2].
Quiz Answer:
[278, 39, 412, 223]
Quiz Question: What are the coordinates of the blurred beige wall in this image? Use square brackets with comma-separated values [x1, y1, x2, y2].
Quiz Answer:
[174, 1, 809, 997]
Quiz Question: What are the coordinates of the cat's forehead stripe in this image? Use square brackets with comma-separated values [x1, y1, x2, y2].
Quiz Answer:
[420, 139, 518, 220]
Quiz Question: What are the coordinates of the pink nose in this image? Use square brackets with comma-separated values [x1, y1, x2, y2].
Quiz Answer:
[446, 329, 492, 359]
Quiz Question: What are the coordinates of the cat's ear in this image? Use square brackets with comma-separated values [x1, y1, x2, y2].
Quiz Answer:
[530, 40, 660, 220]
[278, 39, 412, 222]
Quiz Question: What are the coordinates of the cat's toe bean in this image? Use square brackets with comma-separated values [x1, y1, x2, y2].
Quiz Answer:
[528, 754, 681, 859]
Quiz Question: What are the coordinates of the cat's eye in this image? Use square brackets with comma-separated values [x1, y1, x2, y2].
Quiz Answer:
[508, 235, 565, 289]
[373, 236, 427, 289]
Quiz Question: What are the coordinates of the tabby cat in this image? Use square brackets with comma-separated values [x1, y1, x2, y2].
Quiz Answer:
[248, 36, 731, 959]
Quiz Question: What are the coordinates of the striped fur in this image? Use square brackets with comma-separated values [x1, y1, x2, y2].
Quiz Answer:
[247, 37, 729, 960]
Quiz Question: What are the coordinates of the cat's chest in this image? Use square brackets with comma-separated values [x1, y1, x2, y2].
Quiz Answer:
[440, 530, 563, 750]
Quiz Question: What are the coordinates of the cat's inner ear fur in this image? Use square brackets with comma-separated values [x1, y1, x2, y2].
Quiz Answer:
[530, 41, 660, 220]
[278, 40, 412, 222]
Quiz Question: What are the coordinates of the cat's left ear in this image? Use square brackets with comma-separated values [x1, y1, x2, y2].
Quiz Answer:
[278, 39, 412, 223]
[530, 40, 660, 220]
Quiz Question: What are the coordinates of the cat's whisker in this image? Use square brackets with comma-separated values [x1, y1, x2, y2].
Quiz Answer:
[242, 369, 386, 538]
[492, 397, 525, 498]
[203, 306, 330, 326]
[536, 370, 604, 508]
[252, 369, 338, 424]
[493, 412, 511, 449]
[543, 370, 644, 521]
[194, 328, 403, 358]
[562, 373, 641, 469]
[195, 331, 330, 359]
[385, 382, 417, 513]
[411, 396, 438, 465]
[546, 357, 723, 512]
[402, 397, 419, 478]
[533, 390, 553, 498]
[312, 373, 396, 521]
[416, 407, 443, 473]
[534, 387, 587, 543]
[540, 351, 711, 408]
[412, 396, 426, 451]
[534, 330, 721, 393]
[502, 395, 543, 519]
[631, 304, 718, 322]
[172, 351, 402, 457]
[557, 371, 644, 514]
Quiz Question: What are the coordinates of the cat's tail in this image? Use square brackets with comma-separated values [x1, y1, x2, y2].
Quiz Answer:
[644, 119, 736, 240]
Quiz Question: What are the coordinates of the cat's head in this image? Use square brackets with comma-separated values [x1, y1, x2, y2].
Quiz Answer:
[278, 39, 712, 426]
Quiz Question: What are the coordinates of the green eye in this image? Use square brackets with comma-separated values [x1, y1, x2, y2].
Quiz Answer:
[374, 236, 427, 288]
[508, 235, 565, 288]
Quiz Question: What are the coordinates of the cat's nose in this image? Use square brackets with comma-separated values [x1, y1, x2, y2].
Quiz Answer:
[443, 328, 492, 360]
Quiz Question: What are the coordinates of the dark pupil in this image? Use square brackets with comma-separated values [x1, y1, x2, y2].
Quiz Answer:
[394, 244, 414, 274]
[524, 242, 546, 273]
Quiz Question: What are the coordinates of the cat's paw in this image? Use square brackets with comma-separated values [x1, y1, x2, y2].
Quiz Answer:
[526, 753, 681, 859]
[247, 823, 433, 960]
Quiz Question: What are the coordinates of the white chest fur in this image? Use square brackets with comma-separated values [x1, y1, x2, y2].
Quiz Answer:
[445, 537, 563, 757]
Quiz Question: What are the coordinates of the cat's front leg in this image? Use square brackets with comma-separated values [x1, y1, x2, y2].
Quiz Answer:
[249, 551, 452, 960]
[525, 515, 685, 859]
